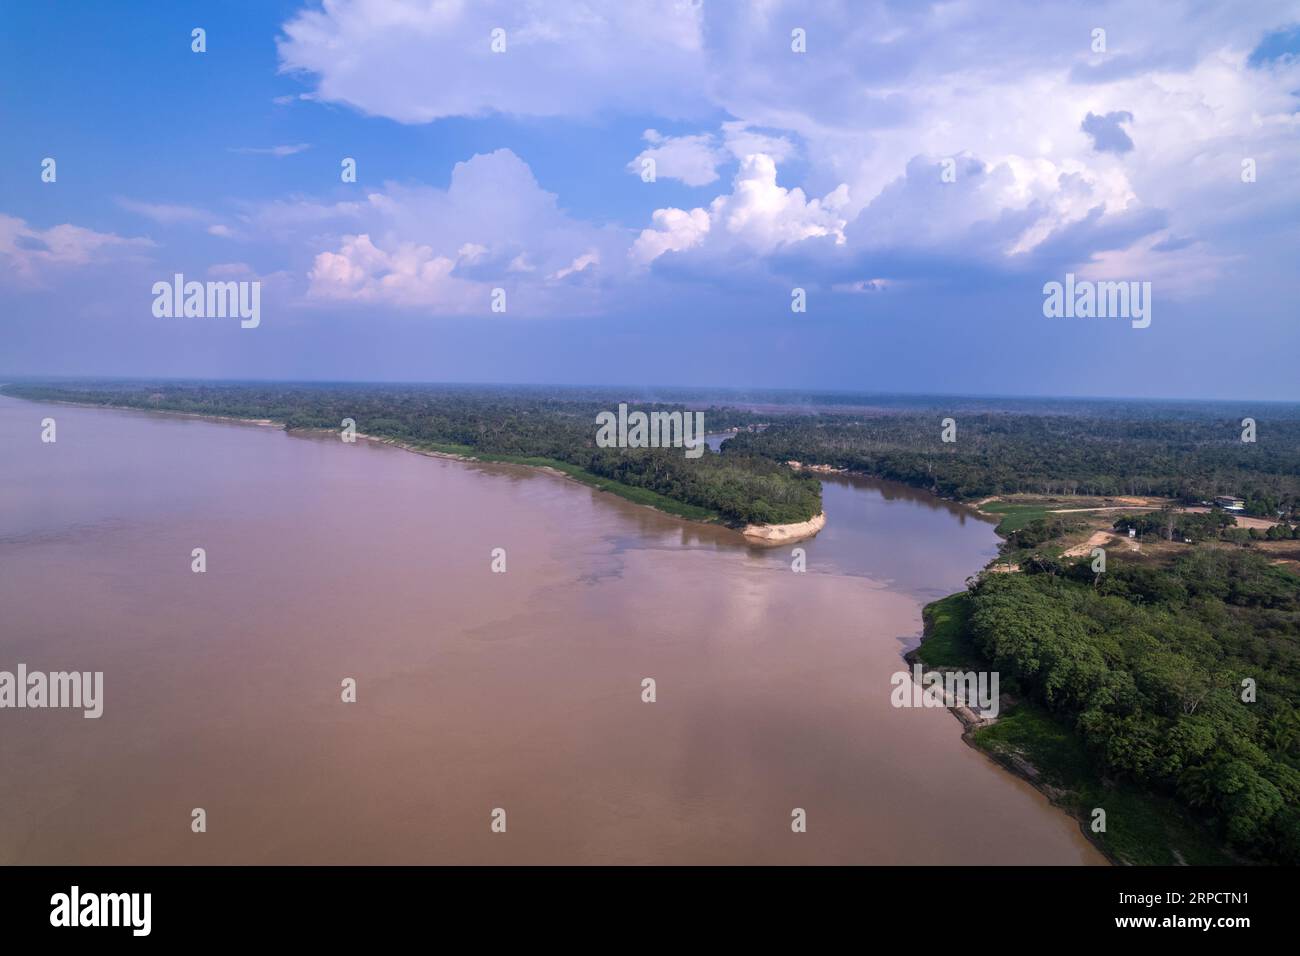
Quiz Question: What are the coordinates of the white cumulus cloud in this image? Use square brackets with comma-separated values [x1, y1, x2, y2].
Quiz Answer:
[633, 154, 849, 265]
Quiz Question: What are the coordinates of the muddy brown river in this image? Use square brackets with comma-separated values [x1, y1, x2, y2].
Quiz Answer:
[0, 396, 1105, 864]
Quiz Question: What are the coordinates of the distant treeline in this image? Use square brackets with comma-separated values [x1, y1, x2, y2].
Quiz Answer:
[1, 382, 820, 526]
[969, 552, 1300, 864]
[724, 414, 1300, 516]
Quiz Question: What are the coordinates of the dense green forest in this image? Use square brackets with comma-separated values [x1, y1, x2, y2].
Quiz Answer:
[726, 413, 1300, 516]
[967, 552, 1300, 863]
[0, 382, 820, 526]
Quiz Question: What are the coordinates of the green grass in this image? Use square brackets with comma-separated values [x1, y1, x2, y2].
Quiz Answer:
[411, 441, 477, 456]
[974, 700, 1235, 865]
[977, 502, 1055, 535]
[979, 500, 1117, 537]
[917, 593, 985, 669]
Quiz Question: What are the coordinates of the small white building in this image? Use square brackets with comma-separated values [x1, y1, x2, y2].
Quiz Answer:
[1214, 496, 1246, 512]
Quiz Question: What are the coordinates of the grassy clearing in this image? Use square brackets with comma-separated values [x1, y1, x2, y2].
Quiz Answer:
[978, 496, 1162, 536]
[977, 502, 1055, 535]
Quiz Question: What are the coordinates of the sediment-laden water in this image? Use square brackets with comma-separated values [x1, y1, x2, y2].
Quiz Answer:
[0, 398, 1104, 863]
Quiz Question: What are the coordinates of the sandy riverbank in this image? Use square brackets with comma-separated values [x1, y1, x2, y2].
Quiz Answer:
[741, 511, 827, 544]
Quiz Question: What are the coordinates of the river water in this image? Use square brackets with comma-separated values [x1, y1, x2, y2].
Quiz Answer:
[0, 397, 1104, 864]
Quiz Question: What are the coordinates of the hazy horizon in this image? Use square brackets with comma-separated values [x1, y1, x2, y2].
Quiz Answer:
[5, 374, 1300, 408]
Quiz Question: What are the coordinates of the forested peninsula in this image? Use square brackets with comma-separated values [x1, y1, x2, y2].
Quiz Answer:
[1, 382, 822, 529]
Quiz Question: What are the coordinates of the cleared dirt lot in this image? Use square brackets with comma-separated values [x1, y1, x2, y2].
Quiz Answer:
[1060, 529, 1148, 557]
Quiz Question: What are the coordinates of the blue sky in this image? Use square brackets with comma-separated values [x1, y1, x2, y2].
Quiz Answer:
[2, 1, 1298, 399]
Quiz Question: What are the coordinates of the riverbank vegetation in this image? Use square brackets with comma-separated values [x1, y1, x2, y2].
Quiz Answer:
[919, 594, 1235, 865]
[0, 382, 821, 527]
[920, 532, 1300, 864]
[725, 410, 1300, 517]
